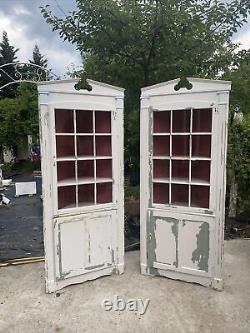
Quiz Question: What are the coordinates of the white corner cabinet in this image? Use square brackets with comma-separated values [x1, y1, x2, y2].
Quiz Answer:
[140, 78, 231, 289]
[38, 79, 124, 293]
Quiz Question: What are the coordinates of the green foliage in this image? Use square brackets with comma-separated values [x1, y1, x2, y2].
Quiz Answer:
[41, 0, 250, 184]
[29, 44, 48, 68]
[0, 31, 19, 98]
[0, 82, 39, 156]
[124, 179, 140, 202]
[226, 50, 250, 213]
[228, 116, 250, 212]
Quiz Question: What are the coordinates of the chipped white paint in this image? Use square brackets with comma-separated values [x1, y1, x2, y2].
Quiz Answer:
[15, 182, 37, 196]
[38, 79, 124, 293]
[140, 78, 231, 289]
[154, 218, 176, 267]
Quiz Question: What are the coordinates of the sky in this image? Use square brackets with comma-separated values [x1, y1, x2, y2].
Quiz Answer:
[0, 0, 250, 77]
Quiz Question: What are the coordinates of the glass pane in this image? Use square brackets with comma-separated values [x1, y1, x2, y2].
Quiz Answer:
[172, 109, 190, 133]
[97, 183, 112, 203]
[95, 111, 111, 133]
[153, 160, 169, 179]
[172, 160, 189, 181]
[191, 185, 209, 208]
[77, 160, 94, 179]
[96, 136, 112, 156]
[153, 183, 169, 204]
[192, 135, 211, 158]
[55, 109, 74, 133]
[78, 184, 94, 206]
[58, 186, 76, 209]
[172, 136, 189, 157]
[193, 108, 212, 133]
[57, 161, 75, 182]
[76, 110, 93, 133]
[96, 159, 112, 178]
[153, 136, 170, 156]
[77, 136, 94, 156]
[191, 160, 210, 183]
[56, 136, 75, 158]
[153, 111, 170, 133]
[171, 184, 188, 206]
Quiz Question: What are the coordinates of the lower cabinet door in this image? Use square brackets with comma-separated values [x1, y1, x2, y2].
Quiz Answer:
[147, 210, 217, 286]
[53, 210, 117, 282]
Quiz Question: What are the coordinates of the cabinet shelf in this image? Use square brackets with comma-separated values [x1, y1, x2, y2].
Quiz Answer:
[57, 178, 76, 187]
[171, 177, 189, 184]
[96, 177, 113, 183]
[191, 179, 210, 186]
[77, 177, 95, 185]
[57, 177, 113, 187]
[153, 178, 210, 186]
[153, 177, 170, 183]
[56, 156, 112, 161]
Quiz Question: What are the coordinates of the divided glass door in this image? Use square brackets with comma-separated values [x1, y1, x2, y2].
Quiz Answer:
[152, 108, 212, 209]
[54, 109, 113, 210]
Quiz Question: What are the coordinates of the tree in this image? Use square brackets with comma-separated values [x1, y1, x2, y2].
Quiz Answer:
[41, 0, 250, 183]
[25, 44, 49, 81]
[29, 44, 48, 68]
[0, 31, 19, 98]
[0, 82, 39, 159]
[225, 49, 250, 214]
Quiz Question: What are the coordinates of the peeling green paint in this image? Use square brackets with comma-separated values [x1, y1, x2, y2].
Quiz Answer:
[192, 222, 209, 272]
[147, 215, 179, 273]
[171, 219, 178, 268]
[147, 211, 158, 275]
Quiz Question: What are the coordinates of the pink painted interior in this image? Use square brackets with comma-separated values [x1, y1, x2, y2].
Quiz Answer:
[192, 135, 211, 157]
[77, 136, 94, 156]
[77, 160, 94, 178]
[172, 135, 190, 156]
[172, 109, 191, 133]
[96, 136, 112, 156]
[55, 109, 74, 133]
[153, 111, 170, 133]
[78, 184, 95, 205]
[153, 136, 170, 156]
[95, 111, 111, 133]
[191, 160, 210, 183]
[57, 161, 75, 181]
[58, 186, 76, 209]
[171, 184, 189, 206]
[153, 160, 169, 178]
[192, 108, 212, 133]
[153, 183, 169, 204]
[172, 160, 189, 180]
[191, 185, 210, 208]
[97, 183, 112, 203]
[76, 110, 93, 133]
[56, 135, 75, 157]
[96, 159, 112, 178]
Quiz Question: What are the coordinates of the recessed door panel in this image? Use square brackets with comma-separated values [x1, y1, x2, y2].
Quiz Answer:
[178, 219, 211, 274]
[153, 217, 177, 268]
[58, 219, 87, 277]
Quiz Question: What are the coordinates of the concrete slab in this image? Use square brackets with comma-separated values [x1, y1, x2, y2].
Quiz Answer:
[0, 239, 249, 333]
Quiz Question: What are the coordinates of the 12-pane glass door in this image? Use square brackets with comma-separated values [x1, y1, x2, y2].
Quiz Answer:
[152, 108, 212, 209]
[55, 109, 113, 210]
